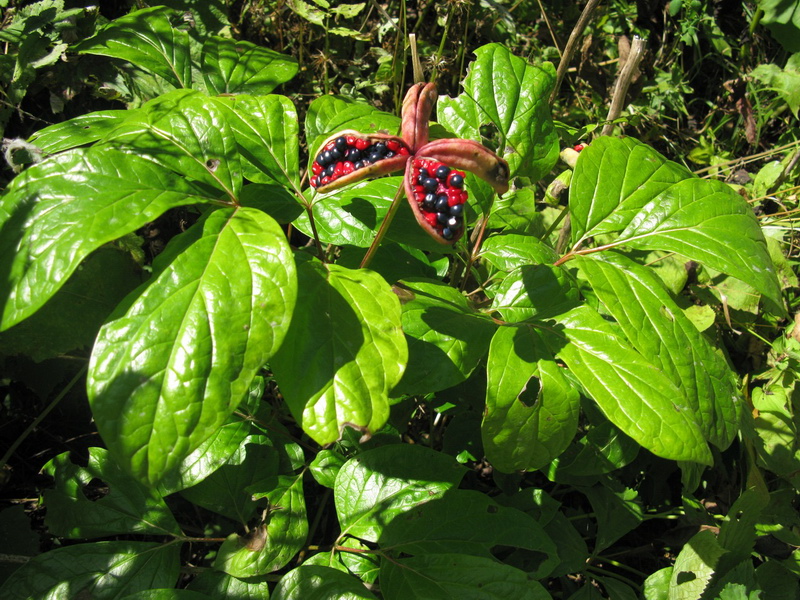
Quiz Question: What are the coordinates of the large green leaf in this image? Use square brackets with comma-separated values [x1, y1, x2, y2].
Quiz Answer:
[88, 207, 297, 485]
[211, 95, 300, 188]
[273, 565, 378, 600]
[380, 489, 558, 578]
[201, 37, 297, 94]
[615, 177, 783, 309]
[215, 472, 307, 576]
[29, 110, 130, 155]
[0, 147, 215, 330]
[569, 136, 693, 244]
[480, 233, 559, 275]
[335, 445, 465, 542]
[668, 529, 728, 600]
[187, 570, 271, 600]
[380, 553, 551, 600]
[437, 43, 559, 182]
[758, 0, 800, 52]
[104, 90, 242, 201]
[483, 325, 580, 472]
[487, 263, 580, 322]
[551, 306, 713, 465]
[0, 541, 180, 600]
[74, 6, 192, 89]
[42, 447, 180, 538]
[393, 278, 496, 396]
[576, 253, 742, 449]
[270, 258, 406, 446]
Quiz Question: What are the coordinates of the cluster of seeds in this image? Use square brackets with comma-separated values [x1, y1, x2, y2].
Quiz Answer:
[310, 136, 410, 188]
[411, 158, 468, 240]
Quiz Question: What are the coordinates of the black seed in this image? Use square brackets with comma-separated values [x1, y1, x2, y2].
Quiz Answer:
[386, 151, 395, 159]
[418, 168, 429, 179]
[435, 165, 450, 180]
[335, 137, 347, 151]
[447, 216, 462, 229]
[423, 177, 438, 191]
[346, 148, 361, 161]
[325, 164, 335, 177]
[311, 176, 319, 186]
[368, 153, 381, 163]
[316, 153, 330, 167]
[450, 203, 464, 217]
[442, 227, 454, 240]
[449, 173, 464, 188]
[435, 196, 449, 212]
[437, 212, 450, 224]
[423, 198, 436, 211]
[425, 193, 437, 203]
[354, 161, 365, 169]
[330, 148, 343, 161]
[374, 142, 387, 155]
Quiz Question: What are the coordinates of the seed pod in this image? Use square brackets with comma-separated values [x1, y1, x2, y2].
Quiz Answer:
[417, 138, 510, 195]
[405, 157, 469, 244]
[310, 130, 411, 193]
[401, 82, 438, 151]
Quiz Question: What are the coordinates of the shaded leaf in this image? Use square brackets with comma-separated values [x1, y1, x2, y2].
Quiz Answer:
[273, 565, 378, 600]
[202, 37, 297, 95]
[29, 110, 130, 155]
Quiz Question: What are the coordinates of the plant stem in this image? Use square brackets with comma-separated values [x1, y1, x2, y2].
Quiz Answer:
[360, 181, 406, 269]
[304, 203, 327, 262]
[550, 0, 601, 104]
[601, 35, 646, 136]
[0, 364, 88, 472]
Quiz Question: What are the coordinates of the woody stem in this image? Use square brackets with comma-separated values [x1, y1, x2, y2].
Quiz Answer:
[360, 181, 406, 269]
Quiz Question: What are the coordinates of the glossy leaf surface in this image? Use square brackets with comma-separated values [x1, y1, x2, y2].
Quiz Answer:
[0, 541, 180, 600]
[380, 553, 551, 600]
[270, 259, 406, 446]
[74, 6, 192, 89]
[484, 325, 580, 472]
[335, 445, 464, 542]
[201, 37, 297, 94]
[29, 110, 130, 154]
[438, 43, 559, 182]
[187, 571, 271, 600]
[393, 278, 497, 396]
[42, 447, 180, 538]
[89, 207, 296, 485]
[553, 306, 713, 465]
[0, 147, 213, 330]
[273, 565, 378, 600]
[577, 252, 742, 449]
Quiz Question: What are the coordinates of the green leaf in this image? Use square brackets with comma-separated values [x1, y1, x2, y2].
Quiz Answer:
[273, 565, 378, 600]
[751, 53, 800, 117]
[576, 252, 743, 449]
[380, 489, 558, 578]
[668, 529, 728, 600]
[582, 483, 643, 554]
[201, 37, 297, 95]
[0, 147, 215, 331]
[643, 567, 673, 600]
[309, 449, 347, 489]
[187, 570, 272, 600]
[612, 172, 782, 310]
[0, 248, 142, 362]
[480, 233, 559, 275]
[437, 43, 559, 182]
[211, 95, 300, 188]
[0, 541, 180, 600]
[552, 306, 713, 465]
[569, 136, 693, 243]
[104, 89, 242, 201]
[758, 0, 800, 52]
[74, 6, 192, 88]
[29, 110, 130, 155]
[42, 447, 180, 538]
[88, 207, 297, 485]
[335, 445, 465, 542]
[483, 325, 580, 472]
[380, 553, 551, 600]
[393, 278, 496, 396]
[270, 259, 406, 446]
[488, 263, 580, 322]
[215, 472, 307, 576]
[180, 436, 279, 522]
[240, 183, 303, 224]
[121, 591, 213, 600]
[304, 95, 401, 155]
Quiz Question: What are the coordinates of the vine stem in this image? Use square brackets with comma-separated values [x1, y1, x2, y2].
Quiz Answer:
[550, 0, 602, 104]
[0, 364, 88, 472]
[360, 181, 406, 269]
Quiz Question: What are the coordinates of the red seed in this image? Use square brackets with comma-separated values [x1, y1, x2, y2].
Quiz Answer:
[320, 176, 330, 185]
[425, 212, 438, 227]
[355, 139, 369, 150]
[312, 163, 322, 175]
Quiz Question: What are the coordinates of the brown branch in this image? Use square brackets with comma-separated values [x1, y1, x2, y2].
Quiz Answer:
[601, 35, 646, 137]
[550, 0, 602, 105]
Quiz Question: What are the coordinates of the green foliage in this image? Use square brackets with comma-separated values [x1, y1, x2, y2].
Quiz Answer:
[1, 3, 799, 599]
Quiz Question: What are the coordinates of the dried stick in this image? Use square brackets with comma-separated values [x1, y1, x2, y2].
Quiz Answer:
[549, 0, 602, 105]
[601, 35, 646, 136]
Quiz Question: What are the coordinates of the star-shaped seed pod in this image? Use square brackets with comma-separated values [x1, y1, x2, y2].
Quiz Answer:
[309, 83, 510, 244]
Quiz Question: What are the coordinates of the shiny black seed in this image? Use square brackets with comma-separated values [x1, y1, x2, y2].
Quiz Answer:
[449, 173, 464, 188]
[418, 168, 429, 179]
[325, 164, 335, 177]
[435, 165, 450, 180]
[386, 151, 395, 159]
[354, 161, 365, 169]
[450, 203, 464, 217]
[437, 212, 450, 224]
[329, 148, 342, 161]
[435, 196, 449, 212]
[374, 142, 387, 155]
[335, 137, 347, 151]
[423, 177, 438, 191]
[316, 152, 330, 167]
[423, 197, 436, 211]
[442, 227, 454, 240]
[368, 153, 381, 163]
[346, 148, 361, 161]
[447, 216, 462, 229]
